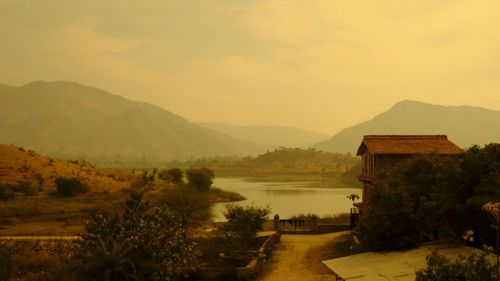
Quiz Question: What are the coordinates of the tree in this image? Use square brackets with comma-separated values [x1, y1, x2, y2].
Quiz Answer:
[416, 250, 496, 281]
[160, 185, 210, 233]
[357, 144, 500, 252]
[158, 168, 183, 184]
[185, 168, 214, 191]
[219, 204, 270, 242]
[73, 190, 199, 281]
[356, 187, 420, 251]
[389, 155, 459, 240]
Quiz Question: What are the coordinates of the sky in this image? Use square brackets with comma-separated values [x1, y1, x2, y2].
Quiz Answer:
[1, 0, 499, 135]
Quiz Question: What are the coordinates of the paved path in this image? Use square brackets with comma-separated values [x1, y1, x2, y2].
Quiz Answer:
[258, 231, 350, 281]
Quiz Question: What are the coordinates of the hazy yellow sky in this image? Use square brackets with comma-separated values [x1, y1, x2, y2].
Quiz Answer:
[1, 0, 499, 134]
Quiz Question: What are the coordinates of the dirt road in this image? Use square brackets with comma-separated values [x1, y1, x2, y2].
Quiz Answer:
[258, 231, 351, 281]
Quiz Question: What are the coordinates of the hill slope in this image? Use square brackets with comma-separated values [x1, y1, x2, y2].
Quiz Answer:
[0, 144, 129, 193]
[198, 123, 329, 149]
[314, 100, 500, 154]
[0, 81, 262, 164]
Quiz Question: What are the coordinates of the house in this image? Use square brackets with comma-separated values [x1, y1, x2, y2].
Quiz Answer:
[355, 135, 464, 214]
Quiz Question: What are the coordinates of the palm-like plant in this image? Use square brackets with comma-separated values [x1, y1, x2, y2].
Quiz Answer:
[347, 193, 360, 206]
[83, 238, 138, 281]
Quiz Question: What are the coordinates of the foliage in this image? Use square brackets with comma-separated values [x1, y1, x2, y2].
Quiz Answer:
[11, 181, 37, 196]
[73, 190, 199, 281]
[415, 250, 496, 281]
[357, 187, 420, 251]
[482, 202, 500, 220]
[0, 245, 13, 281]
[0, 181, 38, 201]
[55, 177, 89, 197]
[160, 185, 210, 231]
[359, 144, 500, 251]
[168, 148, 360, 176]
[219, 204, 270, 242]
[158, 168, 183, 184]
[346, 193, 360, 205]
[0, 184, 15, 201]
[185, 168, 214, 191]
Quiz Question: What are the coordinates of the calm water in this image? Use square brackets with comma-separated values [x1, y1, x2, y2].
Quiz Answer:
[212, 177, 362, 221]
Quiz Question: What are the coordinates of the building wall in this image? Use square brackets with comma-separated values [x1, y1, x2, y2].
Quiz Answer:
[374, 154, 410, 174]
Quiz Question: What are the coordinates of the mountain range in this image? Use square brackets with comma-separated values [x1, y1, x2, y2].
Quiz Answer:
[2, 81, 499, 164]
[0, 81, 263, 164]
[313, 100, 500, 154]
[198, 123, 328, 150]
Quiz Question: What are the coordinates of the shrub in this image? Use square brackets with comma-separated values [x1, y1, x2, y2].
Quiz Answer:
[158, 168, 184, 184]
[160, 185, 210, 231]
[0, 245, 13, 281]
[185, 168, 214, 191]
[220, 204, 270, 242]
[73, 190, 199, 281]
[12, 181, 37, 196]
[55, 177, 89, 197]
[416, 250, 496, 281]
[0, 185, 15, 201]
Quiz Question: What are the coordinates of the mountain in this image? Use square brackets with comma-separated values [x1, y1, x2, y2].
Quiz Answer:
[0, 81, 263, 164]
[314, 100, 500, 154]
[198, 123, 329, 150]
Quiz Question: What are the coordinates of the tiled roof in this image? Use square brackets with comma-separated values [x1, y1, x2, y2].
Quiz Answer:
[356, 135, 464, 155]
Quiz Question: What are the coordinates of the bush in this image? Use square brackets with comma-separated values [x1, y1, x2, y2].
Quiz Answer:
[220, 204, 270, 242]
[12, 181, 37, 196]
[158, 168, 184, 184]
[73, 190, 199, 281]
[186, 168, 214, 191]
[160, 185, 210, 231]
[0, 245, 13, 281]
[416, 250, 496, 281]
[0, 185, 15, 201]
[55, 177, 88, 197]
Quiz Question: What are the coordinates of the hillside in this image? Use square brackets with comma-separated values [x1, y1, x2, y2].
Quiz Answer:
[198, 123, 329, 149]
[314, 100, 500, 154]
[0, 81, 263, 164]
[0, 144, 129, 193]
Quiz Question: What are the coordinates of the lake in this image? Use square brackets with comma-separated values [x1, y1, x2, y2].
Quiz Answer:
[212, 177, 362, 221]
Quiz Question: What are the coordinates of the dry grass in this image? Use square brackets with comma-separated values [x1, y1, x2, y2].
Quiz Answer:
[0, 144, 131, 194]
[0, 192, 126, 236]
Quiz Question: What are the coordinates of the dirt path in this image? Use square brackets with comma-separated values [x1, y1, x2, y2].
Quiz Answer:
[258, 231, 351, 281]
[0, 236, 79, 240]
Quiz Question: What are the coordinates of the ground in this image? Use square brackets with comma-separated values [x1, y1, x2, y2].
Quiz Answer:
[258, 231, 352, 281]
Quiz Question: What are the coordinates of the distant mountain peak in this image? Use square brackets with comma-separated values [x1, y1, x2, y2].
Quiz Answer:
[313, 100, 500, 154]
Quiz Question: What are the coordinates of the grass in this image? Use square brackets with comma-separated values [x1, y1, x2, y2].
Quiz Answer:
[1, 185, 246, 236]
[0, 192, 125, 236]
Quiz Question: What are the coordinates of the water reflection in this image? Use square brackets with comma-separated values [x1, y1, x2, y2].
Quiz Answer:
[212, 177, 362, 222]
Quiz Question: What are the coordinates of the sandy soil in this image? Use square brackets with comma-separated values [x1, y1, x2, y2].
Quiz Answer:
[258, 231, 351, 281]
